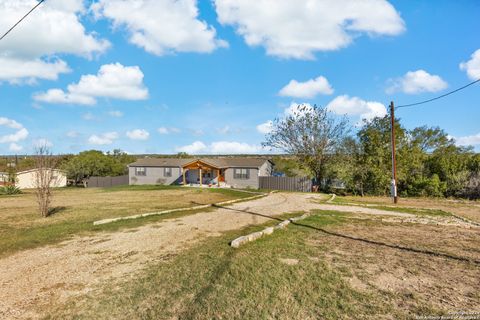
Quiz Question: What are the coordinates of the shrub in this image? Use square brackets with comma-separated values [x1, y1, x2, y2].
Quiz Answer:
[0, 185, 22, 195]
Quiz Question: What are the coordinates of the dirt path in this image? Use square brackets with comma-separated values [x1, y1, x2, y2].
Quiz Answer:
[0, 192, 474, 319]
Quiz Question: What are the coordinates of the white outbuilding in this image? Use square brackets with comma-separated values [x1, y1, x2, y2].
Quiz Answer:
[14, 169, 67, 189]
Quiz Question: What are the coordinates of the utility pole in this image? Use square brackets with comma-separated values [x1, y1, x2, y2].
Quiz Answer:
[390, 101, 398, 204]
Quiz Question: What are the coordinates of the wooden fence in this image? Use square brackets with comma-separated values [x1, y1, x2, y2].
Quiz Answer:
[259, 176, 312, 192]
[86, 175, 129, 188]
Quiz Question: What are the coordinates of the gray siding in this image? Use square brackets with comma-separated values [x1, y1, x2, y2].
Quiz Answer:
[225, 168, 259, 189]
[129, 166, 182, 185]
[258, 161, 273, 176]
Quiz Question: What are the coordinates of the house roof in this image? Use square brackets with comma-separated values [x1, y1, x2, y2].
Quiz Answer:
[128, 157, 271, 169]
[0, 169, 65, 175]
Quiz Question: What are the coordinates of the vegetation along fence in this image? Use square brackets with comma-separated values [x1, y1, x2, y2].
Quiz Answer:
[259, 176, 312, 192]
[86, 175, 128, 188]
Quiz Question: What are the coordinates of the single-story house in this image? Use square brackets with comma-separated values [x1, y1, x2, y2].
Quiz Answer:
[128, 157, 274, 189]
[0, 169, 67, 189]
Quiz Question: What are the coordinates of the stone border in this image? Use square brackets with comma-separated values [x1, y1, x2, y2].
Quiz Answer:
[93, 191, 271, 226]
[230, 212, 311, 248]
[326, 193, 336, 203]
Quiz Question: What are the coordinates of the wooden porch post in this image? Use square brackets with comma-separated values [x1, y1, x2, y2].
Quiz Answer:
[199, 168, 202, 187]
[182, 168, 186, 185]
[217, 169, 220, 187]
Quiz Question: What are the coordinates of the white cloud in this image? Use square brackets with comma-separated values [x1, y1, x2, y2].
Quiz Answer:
[88, 132, 118, 145]
[454, 133, 480, 147]
[108, 110, 124, 117]
[9, 143, 23, 152]
[34, 63, 149, 105]
[386, 70, 448, 94]
[33, 138, 53, 148]
[284, 102, 315, 117]
[256, 120, 273, 134]
[257, 103, 314, 136]
[326, 95, 387, 122]
[158, 127, 181, 134]
[215, 0, 404, 59]
[92, 0, 227, 56]
[0, 57, 71, 84]
[460, 49, 480, 80]
[175, 141, 207, 154]
[210, 141, 263, 154]
[0, 0, 109, 83]
[126, 129, 150, 140]
[279, 76, 333, 98]
[0, 117, 29, 143]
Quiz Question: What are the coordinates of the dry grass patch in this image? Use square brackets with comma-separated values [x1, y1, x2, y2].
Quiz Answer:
[333, 195, 480, 222]
[0, 186, 250, 257]
[312, 217, 480, 317]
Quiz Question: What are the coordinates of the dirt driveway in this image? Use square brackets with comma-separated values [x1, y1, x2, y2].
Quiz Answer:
[0, 192, 475, 319]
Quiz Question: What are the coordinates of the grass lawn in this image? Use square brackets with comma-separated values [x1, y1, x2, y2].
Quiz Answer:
[42, 210, 480, 320]
[0, 185, 252, 257]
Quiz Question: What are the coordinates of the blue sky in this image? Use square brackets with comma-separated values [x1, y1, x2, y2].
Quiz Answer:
[1, 0, 479, 155]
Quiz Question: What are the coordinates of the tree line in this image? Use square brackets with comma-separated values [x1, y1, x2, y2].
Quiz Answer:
[264, 105, 480, 199]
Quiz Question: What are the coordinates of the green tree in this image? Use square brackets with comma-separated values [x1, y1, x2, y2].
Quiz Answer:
[263, 105, 349, 187]
[62, 150, 135, 185]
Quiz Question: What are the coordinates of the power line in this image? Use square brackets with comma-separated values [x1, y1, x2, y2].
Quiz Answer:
[0, 0, 45, 41]
[396, 77, 480, 109]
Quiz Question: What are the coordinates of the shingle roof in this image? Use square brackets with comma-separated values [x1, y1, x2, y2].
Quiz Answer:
[128, 158, 192, 167]
[128, 157, 271, 169]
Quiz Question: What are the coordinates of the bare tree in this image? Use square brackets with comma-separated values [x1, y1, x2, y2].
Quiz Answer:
[263, 104, 349, 188]
[34, 145, 58, 217]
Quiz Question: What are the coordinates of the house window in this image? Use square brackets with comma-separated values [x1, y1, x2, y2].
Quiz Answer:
[135, 167, 146, 176]
[164, 167, 172, 177]
[233, 168, 249, 179]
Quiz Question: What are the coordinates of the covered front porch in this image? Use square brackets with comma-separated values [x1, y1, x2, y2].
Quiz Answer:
[181, 159, 225, 187]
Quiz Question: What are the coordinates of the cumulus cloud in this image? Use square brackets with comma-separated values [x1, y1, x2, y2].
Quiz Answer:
[88, 132, 118, 145]
[0, 57, 71, 84]
[0, 0, 109, 83]
[386, 70, 448, 94]
[454, 133, 480, 147]
[256, 120, 273, 134]
[92, 0, 227, 56]
[126, 129, 150, 140]
[34, 63, 149, 105]
[175, 141, 207, 154]
[175, 141, 263, 154]
[460, 49, 480, 80]
[0, 117, 29, 143]
[326, 95, 387, 122]
[215, 0, 404, 59]
[279, 76, 333, 98]
[9, 143, 23, 152]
